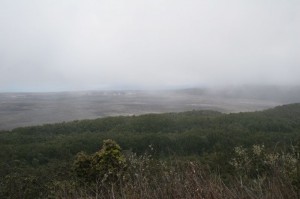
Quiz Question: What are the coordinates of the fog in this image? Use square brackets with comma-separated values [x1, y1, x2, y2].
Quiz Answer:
[1, 85, 300, 130]
[0, 0, 299, 92]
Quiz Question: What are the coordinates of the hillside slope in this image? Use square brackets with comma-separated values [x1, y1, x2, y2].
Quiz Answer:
[0, 104, 300, 198]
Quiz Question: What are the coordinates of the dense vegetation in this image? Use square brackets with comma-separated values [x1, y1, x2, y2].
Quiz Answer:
[0, 104, 300, 198]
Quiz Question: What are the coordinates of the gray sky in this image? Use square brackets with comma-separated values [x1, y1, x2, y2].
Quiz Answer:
[0, 0, 299, 92]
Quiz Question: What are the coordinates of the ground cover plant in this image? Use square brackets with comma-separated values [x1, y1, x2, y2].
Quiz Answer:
[0, 104, 300, 198]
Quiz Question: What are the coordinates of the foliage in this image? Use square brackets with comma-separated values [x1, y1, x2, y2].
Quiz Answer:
[230, 144, 300, 187]
[0, 103, 300, 198]
[52, 147, 299, 199]
[74, 139, 126, 184]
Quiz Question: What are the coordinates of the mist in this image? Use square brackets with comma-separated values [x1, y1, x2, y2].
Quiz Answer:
[0, 0, 299, 92]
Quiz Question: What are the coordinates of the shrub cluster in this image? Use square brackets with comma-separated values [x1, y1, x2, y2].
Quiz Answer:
[49, 141, 299, 199]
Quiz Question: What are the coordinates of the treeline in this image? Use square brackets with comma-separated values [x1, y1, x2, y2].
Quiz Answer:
[0, 104, 300, 198]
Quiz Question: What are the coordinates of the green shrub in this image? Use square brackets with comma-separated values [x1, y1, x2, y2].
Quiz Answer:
[73, 139, 126, 184]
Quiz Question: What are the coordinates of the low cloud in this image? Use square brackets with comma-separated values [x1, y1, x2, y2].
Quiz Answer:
[0, 0, 299, 91]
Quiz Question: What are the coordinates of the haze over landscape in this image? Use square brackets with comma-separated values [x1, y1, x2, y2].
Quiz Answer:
[1, 0, 300, 129]
[0, 0, 299, 92]
[2, 1, 300, 198]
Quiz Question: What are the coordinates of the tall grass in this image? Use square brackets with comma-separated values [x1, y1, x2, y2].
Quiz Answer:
[51, 146, 299, 199]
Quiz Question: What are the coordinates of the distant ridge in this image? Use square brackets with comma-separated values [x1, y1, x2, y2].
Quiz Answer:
[1, 103, 299, 133]
[0, 88, 284, 130]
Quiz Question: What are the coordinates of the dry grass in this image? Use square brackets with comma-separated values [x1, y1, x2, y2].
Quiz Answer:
[51, 152, 299, 199]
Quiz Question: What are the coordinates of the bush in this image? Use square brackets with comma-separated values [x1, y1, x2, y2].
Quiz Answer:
[73, 139, 126, 184]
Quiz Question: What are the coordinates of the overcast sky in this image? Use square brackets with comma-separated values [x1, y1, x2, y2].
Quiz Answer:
[0, 0, 299, 92]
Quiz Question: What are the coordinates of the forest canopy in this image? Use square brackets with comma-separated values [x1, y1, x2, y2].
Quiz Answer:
[0, 103, 300, 198]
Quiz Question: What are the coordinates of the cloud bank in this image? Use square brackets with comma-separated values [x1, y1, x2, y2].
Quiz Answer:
[0, 0, 299, 91]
